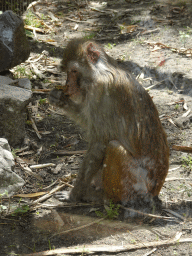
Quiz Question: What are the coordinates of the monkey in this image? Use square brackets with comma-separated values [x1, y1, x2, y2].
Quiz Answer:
[49, 38, 169, 208]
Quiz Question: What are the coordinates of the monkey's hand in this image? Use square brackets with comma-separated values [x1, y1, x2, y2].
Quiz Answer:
[54, 191, 71, 202]
[49, 88, 69, 108]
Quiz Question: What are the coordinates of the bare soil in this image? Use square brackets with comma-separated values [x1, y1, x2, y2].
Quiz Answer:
[1, 0, 192, 255]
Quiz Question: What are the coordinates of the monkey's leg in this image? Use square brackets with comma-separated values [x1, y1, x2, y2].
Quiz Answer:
[55, 143, 105, 202]
[103, 140, 156, 206]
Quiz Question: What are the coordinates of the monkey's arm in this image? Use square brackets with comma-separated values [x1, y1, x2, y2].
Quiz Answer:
[55, 143, 106, 202]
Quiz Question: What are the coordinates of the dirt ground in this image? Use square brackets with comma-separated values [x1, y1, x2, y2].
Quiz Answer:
[1, 0, 192, 255]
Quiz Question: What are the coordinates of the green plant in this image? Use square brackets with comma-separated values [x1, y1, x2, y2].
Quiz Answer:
[175, 104, 179, 110]
[0, 190, 9, 213]
[39, 98, 47, 105]
[50, 143, 57, 148]
[13, 65, 32, 79]
[26, 120, 32, 125]
[48, 240, 52, 250]
[83, 32, 96, 40]
[186, 26, 192, 34]
[12, 205, 30, 216]
[33, 243, 36, 252]
[15, 66, 26, 78]
[120, 25, 125, 30]
[42, 79, 50, 83]
[96, 200, 119, 219]
[57, 12, 65, 16]
[25, 10, 42, 28]
[120, 54, 126, 61]
[179, 183, 192, 197]
[11, 148, 19, 158]
[174, 0, 187, 6]
[41, 13, 47, 20]
[182, 155, 192, 170]
[25, 29, 33, 38]
[105, 43, 116, 50]
[179, 31, 190, 47]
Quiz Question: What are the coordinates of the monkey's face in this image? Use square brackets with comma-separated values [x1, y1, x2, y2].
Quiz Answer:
[50, 39, 106, 108]
[63, 61, 85, 104]
[49, 62, 87, 107]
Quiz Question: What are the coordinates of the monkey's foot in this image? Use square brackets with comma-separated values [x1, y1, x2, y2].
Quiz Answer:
[54, 191, 70, 202]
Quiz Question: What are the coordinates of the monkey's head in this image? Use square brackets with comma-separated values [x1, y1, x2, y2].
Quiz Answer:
[49, 39, 118, 107]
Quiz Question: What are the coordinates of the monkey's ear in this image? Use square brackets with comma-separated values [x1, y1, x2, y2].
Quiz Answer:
[87, 43, 101, 64]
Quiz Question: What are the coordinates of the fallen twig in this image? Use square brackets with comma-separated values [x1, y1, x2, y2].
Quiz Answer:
[18, 150, 34, 156]
[59, 180, 74, 188]
[27, 0, 43, 11]
[27, 51, 49, 64]
[24, 25, 45, 33]
[50, 217, 105, 238]
[14, 146, 29, 154]
[182, 109, 191, 117]
[145, 79, 166, 90]
[42, 179, 59, 190]
[144, 41, 192, 57]
[21, 232, 192, 256]
[118, 205, 176, 221]
[31, 183, 66, 205]
[172, 145, 192, 153]
[163, 209, 184, 221]
[65, 17, 93, 24]
[32, 89, 51, 93]
[16, 157, 43, 181]
[168, 118, 177, 127]
[143, 248, 157, 256]
[168, 166, 181, 172]
[48, 11, 59, 21]
[52, 150, 87, 155]
[165, 177, 190, 181]
[142, 28, 160, 35]
[30, 163, 56, 169]
[29, 116, 42, 139]
[30, 63, 45, 79]
[166, 99, 184, 106]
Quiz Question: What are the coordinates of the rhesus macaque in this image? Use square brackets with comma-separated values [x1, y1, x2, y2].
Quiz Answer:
[49, 39, 169, 207]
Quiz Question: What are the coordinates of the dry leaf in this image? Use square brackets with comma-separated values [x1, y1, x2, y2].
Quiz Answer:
[15, 192, 46, 198]
[120, 25, 138, 34]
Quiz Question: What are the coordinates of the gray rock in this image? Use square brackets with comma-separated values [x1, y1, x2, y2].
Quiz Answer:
[0, 75, 13, 85]
[0, 138, 24, 197]
[0, 75, 32, 90]
[0, 138, 11, 151]
[174, 115, 192, 129]
[0, 10, 30, 72]
[18, 78, 32, 90]
[0, 83, 32, 146]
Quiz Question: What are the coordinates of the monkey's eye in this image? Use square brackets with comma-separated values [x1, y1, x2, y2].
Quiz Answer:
[71, 70, 78, 74]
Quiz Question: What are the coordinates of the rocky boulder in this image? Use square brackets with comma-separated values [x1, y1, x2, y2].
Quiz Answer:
[0, 76, 32, 146]
[0, 10, 30, 72]
[0, 138, 24, 198]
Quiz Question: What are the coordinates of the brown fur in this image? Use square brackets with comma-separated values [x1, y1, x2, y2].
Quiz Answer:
[49, 39, 169, 206]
